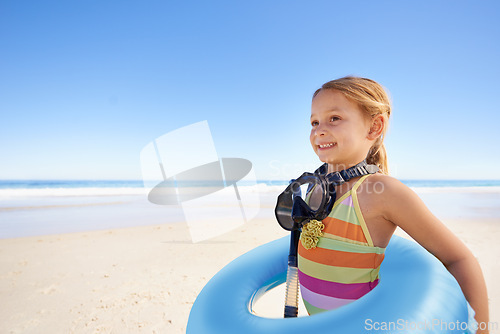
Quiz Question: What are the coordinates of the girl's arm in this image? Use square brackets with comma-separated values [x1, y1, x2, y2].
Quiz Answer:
[380, 177, 489, 332]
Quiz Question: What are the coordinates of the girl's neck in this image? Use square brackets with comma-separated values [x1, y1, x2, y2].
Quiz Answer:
[327, 161, 364, 174]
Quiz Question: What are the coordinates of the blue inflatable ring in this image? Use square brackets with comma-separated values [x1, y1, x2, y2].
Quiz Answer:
[187, 235, 469, 333]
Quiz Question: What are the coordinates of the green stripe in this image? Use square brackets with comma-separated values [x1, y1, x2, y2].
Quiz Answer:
[321, 233, 369, 247]
[303, 299, 326, 315]
[298, 256, 380, 284]
[329, 202, 360, 226]
[317, 236, 385, 254]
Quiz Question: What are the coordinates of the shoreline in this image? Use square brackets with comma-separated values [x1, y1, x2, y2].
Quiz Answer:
[1, 184, 499, 239]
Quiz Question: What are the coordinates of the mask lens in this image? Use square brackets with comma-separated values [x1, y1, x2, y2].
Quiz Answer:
[275, 174, 325, 231]
[298, 182, 323, 211]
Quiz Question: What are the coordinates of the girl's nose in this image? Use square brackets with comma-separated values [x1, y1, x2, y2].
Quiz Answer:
[314, 123, 327, 136]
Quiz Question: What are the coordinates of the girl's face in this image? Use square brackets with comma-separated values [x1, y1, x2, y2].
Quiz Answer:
[310, 89, 374, 172]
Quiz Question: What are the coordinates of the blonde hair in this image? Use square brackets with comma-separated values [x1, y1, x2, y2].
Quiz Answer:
[313, 76, 391, 175]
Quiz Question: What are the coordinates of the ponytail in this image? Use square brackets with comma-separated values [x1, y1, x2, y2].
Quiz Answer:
[367, 142, 389, 175]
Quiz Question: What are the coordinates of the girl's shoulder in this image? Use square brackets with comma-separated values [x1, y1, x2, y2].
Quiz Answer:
[359, 173, 429, 223]
[357, 173, 416, 209]
[360, 173, 409, 196]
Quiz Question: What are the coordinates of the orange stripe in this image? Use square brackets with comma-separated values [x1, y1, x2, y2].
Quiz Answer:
[323, 217, 368, 243]
[298, 242, 384, 269]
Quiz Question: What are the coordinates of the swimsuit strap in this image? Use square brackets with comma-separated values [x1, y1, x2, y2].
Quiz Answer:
[351, 174, 374, 247]
[351, 174, 372, 193]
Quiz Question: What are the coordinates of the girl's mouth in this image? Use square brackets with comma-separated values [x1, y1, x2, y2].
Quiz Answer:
[318, 142, 336, 150]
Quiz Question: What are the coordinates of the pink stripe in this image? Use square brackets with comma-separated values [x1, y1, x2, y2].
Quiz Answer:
[339, 195, 353, 207]
[298, 270, 379, 299]
[300, 285, 355, 310]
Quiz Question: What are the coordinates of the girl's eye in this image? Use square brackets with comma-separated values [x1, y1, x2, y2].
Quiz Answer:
[330, 116, 340, 122]
[311, 120, 319, 127]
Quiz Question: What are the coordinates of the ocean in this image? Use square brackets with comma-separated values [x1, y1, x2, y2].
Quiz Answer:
[2, 179, 500, 196]
[1, 179, 499, 239]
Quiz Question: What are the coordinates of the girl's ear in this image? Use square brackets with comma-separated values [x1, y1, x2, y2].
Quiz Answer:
[367, 115, 384, 140]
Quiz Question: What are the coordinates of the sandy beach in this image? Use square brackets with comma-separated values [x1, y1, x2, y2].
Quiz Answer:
[0, 189, 499, 333]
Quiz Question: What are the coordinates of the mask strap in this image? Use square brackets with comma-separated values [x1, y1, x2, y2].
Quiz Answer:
[323, 160, 379, 207]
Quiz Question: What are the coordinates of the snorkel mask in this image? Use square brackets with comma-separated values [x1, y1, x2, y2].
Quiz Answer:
[275, 160, 379, 231]
[275, 159, 379, 318]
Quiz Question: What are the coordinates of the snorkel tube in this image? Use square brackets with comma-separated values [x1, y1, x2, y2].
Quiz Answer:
[275, 160, 379, 318]
[283, 226, 300, 317]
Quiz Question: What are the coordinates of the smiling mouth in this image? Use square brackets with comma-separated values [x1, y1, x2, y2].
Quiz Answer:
[318, 142, 336, 149]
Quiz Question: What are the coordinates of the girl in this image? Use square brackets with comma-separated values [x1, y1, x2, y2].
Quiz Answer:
[299, 76, 489, 332]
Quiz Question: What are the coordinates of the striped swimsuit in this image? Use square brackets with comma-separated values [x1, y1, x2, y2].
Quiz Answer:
[298, 174, 385, 315]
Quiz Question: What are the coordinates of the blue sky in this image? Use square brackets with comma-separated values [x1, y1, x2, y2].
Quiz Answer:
[1, 1, 499, 180]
